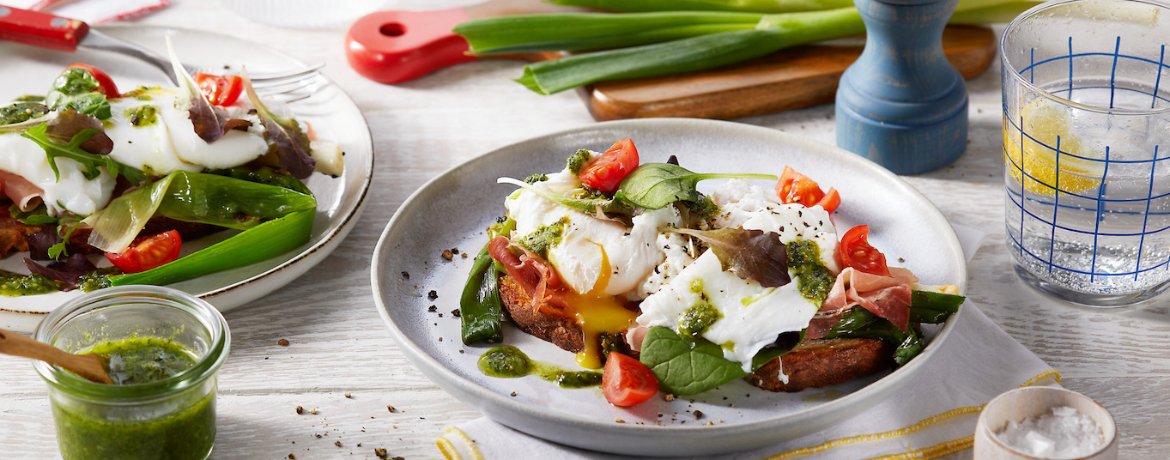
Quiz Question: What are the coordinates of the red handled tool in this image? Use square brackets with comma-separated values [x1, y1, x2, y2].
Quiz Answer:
[0, 4, 89, 52]
[344, 0, 585, 84]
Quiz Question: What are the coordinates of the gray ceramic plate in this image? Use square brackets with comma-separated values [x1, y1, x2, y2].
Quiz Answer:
[370, 119, 966, 456]
[0, 26, 373, 332]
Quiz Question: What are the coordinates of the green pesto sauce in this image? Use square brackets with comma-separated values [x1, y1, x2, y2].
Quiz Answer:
[566, 148, 591, 175]
[84, 336, 197, 385]
[787, 239, 835, 304]
[0, 101, 49, 125]
[120, 86, 161, 100]
[15, 94, 44, 102]
[78, 268, 119, 292]
[0, 269, 59, 296]
[678, 301, 722, 338]
[125, 105, 158, 127]
[52, 386, 215, 460]
[524, 173, 549, 184]
[478, 346, 602, 389]
[516, 217, 568, 259]
[52, 337, 212, 460]
[685, 194, 721, 222]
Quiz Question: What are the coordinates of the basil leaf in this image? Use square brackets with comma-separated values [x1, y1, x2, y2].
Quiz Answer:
[45, 67, 111, 120]
[614, 163, 777, 209]
[673, 227, 790, 288]
[909, 290, 965, 323]
[639, 326, 748, 395]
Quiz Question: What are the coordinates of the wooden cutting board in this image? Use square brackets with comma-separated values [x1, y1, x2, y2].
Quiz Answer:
[347, 0, 996, 121]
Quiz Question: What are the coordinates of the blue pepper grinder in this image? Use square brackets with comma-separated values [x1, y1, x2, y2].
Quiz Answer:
[835, 0, 967, 174]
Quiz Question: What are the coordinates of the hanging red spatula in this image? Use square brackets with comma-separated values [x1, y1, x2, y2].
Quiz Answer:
[345, 0, 585, 84]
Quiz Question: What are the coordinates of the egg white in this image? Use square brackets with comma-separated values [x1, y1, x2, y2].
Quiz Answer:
[1, 89, 271, 217]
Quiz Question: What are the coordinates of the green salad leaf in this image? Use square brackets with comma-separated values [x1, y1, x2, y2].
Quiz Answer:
[497, 177, 633, 215]
[639, 326, 800, 395]
[614, 163, 776, 209]
[21, 123, 149, 187]
[44, 67, 111, 120]
[673, 227, 790, 288]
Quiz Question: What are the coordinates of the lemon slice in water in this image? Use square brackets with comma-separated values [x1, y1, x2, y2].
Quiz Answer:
[1004, 98, 1105, 196]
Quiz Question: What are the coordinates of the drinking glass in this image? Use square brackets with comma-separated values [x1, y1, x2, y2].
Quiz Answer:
[1001, 0, 1170, 306]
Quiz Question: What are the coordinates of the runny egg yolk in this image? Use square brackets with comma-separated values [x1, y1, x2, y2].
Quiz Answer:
[565, 244, 638, 369]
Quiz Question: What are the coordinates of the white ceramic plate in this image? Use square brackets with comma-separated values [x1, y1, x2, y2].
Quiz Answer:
[0, 26, 373, 332]
[370, 119, 966, 456]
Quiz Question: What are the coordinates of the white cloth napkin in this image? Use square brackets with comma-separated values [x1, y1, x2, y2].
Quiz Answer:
[4, 0, 169, 24]
[438, 225, 1058, 460]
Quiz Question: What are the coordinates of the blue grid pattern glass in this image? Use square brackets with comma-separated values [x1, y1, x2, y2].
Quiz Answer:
[1001, 0, 1170, 305]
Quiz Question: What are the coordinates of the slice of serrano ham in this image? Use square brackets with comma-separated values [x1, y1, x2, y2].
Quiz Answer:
[0, 170, 45, 212]
[807, 267, 918, 339]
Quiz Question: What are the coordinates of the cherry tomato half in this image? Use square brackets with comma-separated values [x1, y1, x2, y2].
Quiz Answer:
[775, 166, 840, 213]
[105, 230, 182, 274]
[579, 138, 639, 193]
[194, 73, 244, 106]
[837, 225, 890, 277]
[602, 352, 659, 407]
[65, 63, 120, 98]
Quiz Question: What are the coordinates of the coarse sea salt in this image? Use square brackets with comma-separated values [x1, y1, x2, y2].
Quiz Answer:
[995, 406, 1104, 458]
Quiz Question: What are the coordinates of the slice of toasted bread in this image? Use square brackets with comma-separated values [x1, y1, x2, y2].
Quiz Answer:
[746, 338, 894, 392]
[498, 274, 584, 353]
[498, 272, 894, 392]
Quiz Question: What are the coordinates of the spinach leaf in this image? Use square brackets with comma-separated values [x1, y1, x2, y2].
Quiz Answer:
[614, 163, 776, 209]
[21, 123, 149, 187]
[44, 67, 111, 120]
[673, 227, 790, 288]
[639, 326, 801, 395]
[639, 326, 749, 395]
[909, 290, 965, 323]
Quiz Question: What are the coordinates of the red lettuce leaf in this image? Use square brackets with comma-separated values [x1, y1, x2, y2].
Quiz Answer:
[45, 109, 112, 155]
[674, 227, 790, 288]
[23, 253, 96, 289]
[166, 37, 253, 144]
[241, 69, 316, 179]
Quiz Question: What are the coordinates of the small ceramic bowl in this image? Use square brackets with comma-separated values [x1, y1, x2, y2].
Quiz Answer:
[974, 387, 1117, 460]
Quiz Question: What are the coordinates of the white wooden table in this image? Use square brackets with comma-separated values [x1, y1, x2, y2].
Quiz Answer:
[2, 1, 1168, 459]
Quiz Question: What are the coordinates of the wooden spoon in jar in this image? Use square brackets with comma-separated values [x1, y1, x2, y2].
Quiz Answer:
[0, 327, 112, 384]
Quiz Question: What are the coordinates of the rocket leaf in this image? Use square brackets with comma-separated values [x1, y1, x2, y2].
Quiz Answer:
[673, 227, 790, 288]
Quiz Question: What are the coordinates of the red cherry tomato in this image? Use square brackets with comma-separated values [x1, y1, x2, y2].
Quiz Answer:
[194, 73, 244, 106]
[775, 166, 839, 213]
[602, 352, 659, 407]
[65, 63, 120, 98]
[579, 138, 639, 193]
[837, 225, 890, 277]
[105, 230, 182, 274]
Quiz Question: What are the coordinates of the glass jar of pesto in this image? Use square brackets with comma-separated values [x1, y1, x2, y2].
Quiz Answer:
[33, 286, 230, 460]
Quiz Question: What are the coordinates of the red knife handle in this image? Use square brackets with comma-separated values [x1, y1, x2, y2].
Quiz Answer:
[0, 5, 88, 52]
[345, 8, 477, 85]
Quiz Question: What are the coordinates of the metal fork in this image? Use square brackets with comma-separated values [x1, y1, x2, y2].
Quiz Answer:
[0, 5, 323, 99]
[82, 29, 324, 98]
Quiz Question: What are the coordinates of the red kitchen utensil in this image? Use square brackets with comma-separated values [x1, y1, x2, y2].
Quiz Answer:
[0, 4, 89, 52]
[345, 0, 583, 84]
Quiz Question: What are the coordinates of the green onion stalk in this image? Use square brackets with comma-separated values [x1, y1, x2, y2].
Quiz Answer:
[455, 0, 1041, 95]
